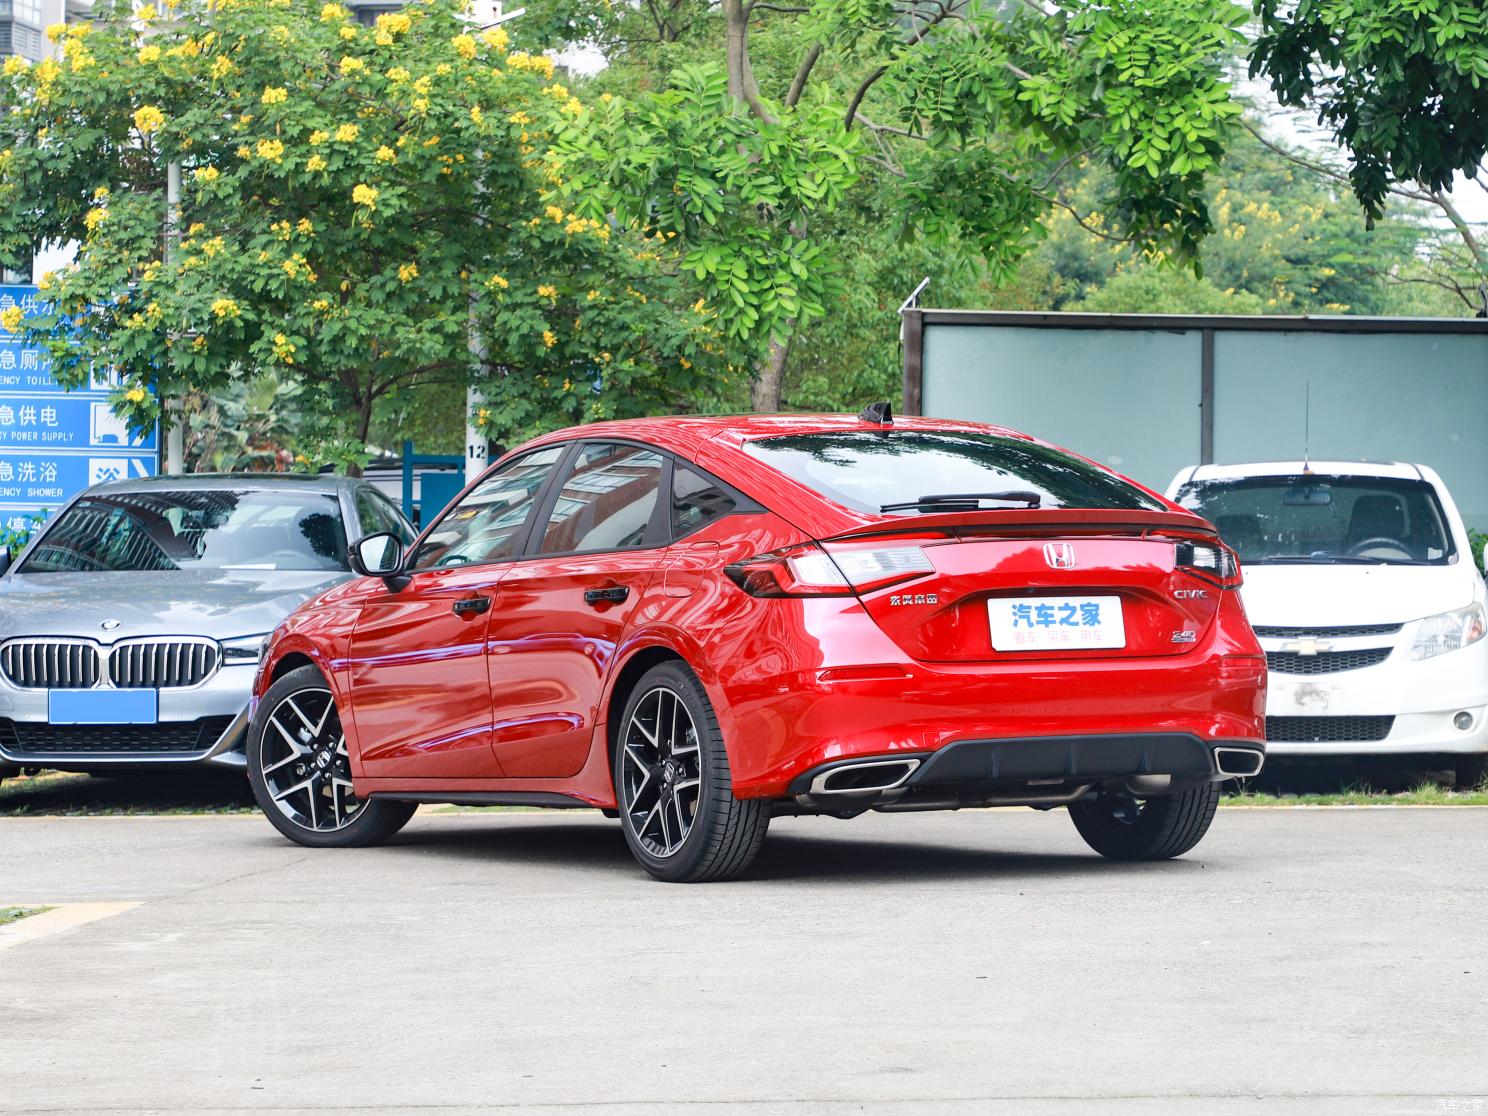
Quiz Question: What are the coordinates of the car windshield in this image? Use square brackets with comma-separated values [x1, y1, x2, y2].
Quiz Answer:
[1173, 474, 1454, 566]
[742, 430, 1166, 515]
[20, 489, 349, 573]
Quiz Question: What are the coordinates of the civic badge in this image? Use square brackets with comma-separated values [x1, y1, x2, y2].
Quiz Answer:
[100, 619, 122, 631]
[1043, 542, 1076, 570]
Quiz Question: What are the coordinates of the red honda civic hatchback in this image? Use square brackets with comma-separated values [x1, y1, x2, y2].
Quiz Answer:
[246, 406, 1266, 881]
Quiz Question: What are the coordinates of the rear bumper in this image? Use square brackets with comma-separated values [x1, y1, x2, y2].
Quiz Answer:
[789, 733, 1265, 797]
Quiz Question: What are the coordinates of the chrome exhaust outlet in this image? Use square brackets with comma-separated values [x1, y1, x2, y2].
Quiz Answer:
[1214, 747, 1265, 779]
[807, 757, 922, 796]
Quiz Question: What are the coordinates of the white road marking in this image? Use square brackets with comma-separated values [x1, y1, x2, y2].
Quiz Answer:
[0, 901, 141, 952]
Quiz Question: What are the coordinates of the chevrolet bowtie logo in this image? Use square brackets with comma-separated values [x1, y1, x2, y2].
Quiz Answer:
[1282, 638, 1333, 656]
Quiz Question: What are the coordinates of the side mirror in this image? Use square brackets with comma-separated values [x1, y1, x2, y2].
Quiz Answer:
[350, 532, 405, 579]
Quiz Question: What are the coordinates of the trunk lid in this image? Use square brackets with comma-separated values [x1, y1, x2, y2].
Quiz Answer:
[828, 515, 1222, 663]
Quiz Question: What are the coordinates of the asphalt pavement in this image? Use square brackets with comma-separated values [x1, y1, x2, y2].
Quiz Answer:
[2, 806, 1485, 1114]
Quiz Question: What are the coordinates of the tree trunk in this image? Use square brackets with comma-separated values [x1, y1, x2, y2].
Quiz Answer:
[750, 333, 791, 413]
[346, 391, 375, 477]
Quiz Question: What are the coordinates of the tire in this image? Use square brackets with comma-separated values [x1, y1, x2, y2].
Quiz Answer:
[1455, 753, 1488, 790]
[247, 665, 416, 849]
[1068, 780, 1221, 861]
[613, 661, 769, 883]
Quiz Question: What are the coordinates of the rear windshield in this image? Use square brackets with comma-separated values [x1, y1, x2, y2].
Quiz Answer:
[742, 430, 1165, 515]
[21, 490, 348, 573]
[1173, 474, 1455, 566]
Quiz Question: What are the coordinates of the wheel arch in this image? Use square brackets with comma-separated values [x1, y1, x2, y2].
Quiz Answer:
[604, 645, 689, 773]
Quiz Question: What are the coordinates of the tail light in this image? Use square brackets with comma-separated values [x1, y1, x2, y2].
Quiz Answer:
[725, 542, 933, 598]
[1176, 539, 1242, 588]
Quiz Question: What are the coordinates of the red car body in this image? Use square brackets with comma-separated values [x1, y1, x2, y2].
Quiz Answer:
[253, 413, 1265, 821]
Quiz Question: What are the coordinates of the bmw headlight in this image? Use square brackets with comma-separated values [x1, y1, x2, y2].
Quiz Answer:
[1410, 604, 1487, 661]
[220, 633, 270, 664]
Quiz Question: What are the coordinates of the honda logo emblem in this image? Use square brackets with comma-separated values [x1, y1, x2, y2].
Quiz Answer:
[1043, 543, 1076, 569]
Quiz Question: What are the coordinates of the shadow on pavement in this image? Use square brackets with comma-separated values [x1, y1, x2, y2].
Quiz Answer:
[393, 815, 1175, 884]
[0, 768, 255, 815]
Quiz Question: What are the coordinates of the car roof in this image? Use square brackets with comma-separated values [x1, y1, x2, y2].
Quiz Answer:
[1178, 461, 1426, 483]
[85, 472, 355, 496]
[519, 412, 1034, 457]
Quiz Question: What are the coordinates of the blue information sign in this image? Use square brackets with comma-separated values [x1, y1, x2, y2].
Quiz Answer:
[0, 284, 157, 536]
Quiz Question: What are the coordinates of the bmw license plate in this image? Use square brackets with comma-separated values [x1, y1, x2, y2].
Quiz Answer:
[988, 595, 1126, 651]
[47, 689, 158, 725]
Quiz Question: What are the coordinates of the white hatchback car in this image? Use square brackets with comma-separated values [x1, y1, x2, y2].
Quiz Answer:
[1167, 461, 1488, 786]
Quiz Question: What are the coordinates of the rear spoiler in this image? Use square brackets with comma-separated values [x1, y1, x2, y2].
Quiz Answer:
[823, 508, 1218, 542]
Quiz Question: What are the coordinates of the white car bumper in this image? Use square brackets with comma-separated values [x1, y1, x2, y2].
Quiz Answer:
[1264, 631, 1488, 756]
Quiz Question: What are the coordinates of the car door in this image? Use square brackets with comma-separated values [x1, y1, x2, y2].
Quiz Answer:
[348, 446, 566, 781]
[486, 441, 670, 778]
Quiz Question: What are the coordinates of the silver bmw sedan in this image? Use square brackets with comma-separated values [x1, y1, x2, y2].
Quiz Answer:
[0, 474, 412, 781]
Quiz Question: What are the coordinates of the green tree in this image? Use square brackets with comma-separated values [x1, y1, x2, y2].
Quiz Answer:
[1250, 0, 1488, 294]
[546, 0, 1250, 411]
[0, 0, 735, 465]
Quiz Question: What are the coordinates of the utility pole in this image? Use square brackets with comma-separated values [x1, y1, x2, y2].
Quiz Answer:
[164, 159, 184, 475]
[463, 1, 524, 483]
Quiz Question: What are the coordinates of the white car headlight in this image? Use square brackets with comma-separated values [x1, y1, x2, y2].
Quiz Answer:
[220, 633, 270, 664]
[1410, 604, 1487, 661]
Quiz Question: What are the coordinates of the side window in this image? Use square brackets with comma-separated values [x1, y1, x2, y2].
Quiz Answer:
[536, 443, 664, 556]
[672, 462, 738, 539]
[412, 446, 565, 569]
[354, 488, 411, 545]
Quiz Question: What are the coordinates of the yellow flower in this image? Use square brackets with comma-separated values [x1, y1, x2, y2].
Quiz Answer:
[236, 144, 251, 159]
[451, 34, 476, 60]
[411, 98, 429, 115]
[334, 123, 359, 142]
[3, 56, 27, 75]
[338, 56, 364, 76]
[375, 11, 410, 34]
[412, 74, 432, 94]
[469, 105, 483, 125]
[84, 206, 108, 231]
[305, 154, 327, 172]
[339, 25, 357, 40]
[256, 138, 285, 162]
[600, 92, 613, 104]
[261, 86, 288, 104]
[537, 284, 557, 300]
[542, 329, 556, 348]
[133, 105, 165, 134]
[435, 63, 451, 76]
[308, 130, 328, 145]
[210, 55, 233, 79]
[481, 26, 508, 52]
[386, 66, 410, 83]
[45, 23, 67, 43]
[211, 298, 239, 319]
[319, 2, 346, 20]
[187, 221, 205, 235]
[562, 97, 583, 117]
[398, 262, 417, 283]
[486, 274, 508, 290]
[137, 44, 161, 64]
[680, 356, 692, 370]
[586, 290, 600, 301]
[136, 3, 157, 20]
[296, 218, 314, 235]
[311, 298, 331, 312]
[192, 335, 207, 351]
[36, 270, 54, 290]
[375, 145, 396, 163]
[271, 332, 296, 363]
[352, 183, 378, 209]
[125, 385, 148, 404]
[544, 204, 564, 223]
[507, 110, 531, 126]
[0, 306, 23, 332]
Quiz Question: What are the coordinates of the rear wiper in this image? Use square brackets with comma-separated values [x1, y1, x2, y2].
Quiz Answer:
[880, 491, 1043, 513]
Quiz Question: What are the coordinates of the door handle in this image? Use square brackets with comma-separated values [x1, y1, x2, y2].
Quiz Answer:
[583, 585, 630, 606]
[452, 596, 492, 617]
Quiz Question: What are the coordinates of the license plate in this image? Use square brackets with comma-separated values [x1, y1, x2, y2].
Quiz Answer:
[988, 595, 1126, 651]
[47, 689, 158, 725]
